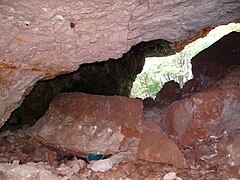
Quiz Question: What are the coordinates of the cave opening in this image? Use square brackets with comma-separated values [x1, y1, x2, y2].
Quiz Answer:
[0, 38, 175, 131]
[0, 27, 239, 178]
[0, 0, 240, 176]
[131, 23, 240, 100]
[1, 23, 239, 132]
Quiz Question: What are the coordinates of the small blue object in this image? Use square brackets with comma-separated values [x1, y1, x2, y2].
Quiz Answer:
[87, 153, 104, 161]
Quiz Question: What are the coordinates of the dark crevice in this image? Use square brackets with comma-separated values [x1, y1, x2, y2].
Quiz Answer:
[1, 39, 174, 131]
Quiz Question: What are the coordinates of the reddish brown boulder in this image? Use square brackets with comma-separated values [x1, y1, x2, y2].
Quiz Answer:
[155, 80, 182, 107]
[27, 93, 143, 155]
[136, 120, 186, 168]
[49, 92, 143, 125]
[162, 68, 240, 146]
[143, 97, 156, 109]
[27, 92, 188, 168]
[182, 78, 199, 96]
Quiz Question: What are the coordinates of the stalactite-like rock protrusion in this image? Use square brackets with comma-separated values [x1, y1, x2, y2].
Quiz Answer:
[0, 0, 240, 127]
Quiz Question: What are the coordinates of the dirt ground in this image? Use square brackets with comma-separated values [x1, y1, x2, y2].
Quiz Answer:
[0, 129, 239, 180]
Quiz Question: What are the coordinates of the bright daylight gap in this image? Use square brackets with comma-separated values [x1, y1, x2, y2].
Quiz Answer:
[131, 23, 240, 99]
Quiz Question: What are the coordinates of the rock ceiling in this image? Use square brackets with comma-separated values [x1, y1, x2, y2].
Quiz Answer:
[0, 0, 240, 128]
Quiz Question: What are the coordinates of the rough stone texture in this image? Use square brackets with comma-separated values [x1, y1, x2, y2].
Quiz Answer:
[0, 0, 240, 128]
[0, 160, 87, 180]
[90, 159, 113, 172]
[1, 157, 240, 179]
[192, 32, 240, 82]
[1, 123, 240, 178]
[162, 67, 240, 146]
[192, 131, 240, 168]
[5, 45, 146, 128]
[0, 69, 43, 128]
[183, 32, 240, 96]
[0, 130, 59, 166]
[27, 92, 188, 168]
[220, 132, 240, 167]
[155, 80, 182, 107]
[27, 92, 143, 155]
[137, 120, 186, 168]
[152, 32, 240, 146]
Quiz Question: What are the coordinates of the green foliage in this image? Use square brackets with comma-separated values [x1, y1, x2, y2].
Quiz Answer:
[131, 53, 192, 99]
[131, 23, 240, 99]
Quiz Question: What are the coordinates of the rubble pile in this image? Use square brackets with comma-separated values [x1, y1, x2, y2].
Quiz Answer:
[0, 65, 239, 179]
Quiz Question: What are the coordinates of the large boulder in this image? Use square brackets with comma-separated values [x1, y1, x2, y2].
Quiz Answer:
[27, 92, 187, 168]
[192, 32, 240, 82]
[136, 120, 186, 168]
[162, 67, 240, 146]
[155, 80, 182, 107]
[27, 93, 143, 155]
[1, 0, 240, 129]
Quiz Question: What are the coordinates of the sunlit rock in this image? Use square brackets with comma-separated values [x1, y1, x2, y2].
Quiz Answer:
[90, 159, 113, 172]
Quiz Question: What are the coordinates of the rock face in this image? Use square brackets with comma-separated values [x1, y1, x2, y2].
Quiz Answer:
[136, 120, 186, 168]
[167, 89, 239, 146]
[1, 0, 240, 128]
[192, 32, 240, 82]
[162, 66, 240, 146]
[28, 92, 143, 155]
[28, 92, 186, 168]
[183, 31, 240, 99]
[5, 44, 147, 128]
[155, 80, 182, 107]
[183, 32, 240, 96]
[165, 32, 240, 146]
[141, 32, 240, 147]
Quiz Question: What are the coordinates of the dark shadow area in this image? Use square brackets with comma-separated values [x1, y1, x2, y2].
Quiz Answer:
[1, 39, 174, 131]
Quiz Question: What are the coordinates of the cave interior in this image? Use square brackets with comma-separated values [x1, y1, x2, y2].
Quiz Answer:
[0, 30, 240, 179]
[2, 31, 239, 130]
[0, 0, 240, 178]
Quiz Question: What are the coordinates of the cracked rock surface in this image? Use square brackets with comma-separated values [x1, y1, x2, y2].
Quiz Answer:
[27, 92, 143, 155]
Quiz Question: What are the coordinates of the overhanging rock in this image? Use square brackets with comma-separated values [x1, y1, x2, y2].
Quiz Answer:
[0, 0, 240, 127]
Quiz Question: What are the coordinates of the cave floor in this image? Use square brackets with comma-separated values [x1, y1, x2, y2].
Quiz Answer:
[0, 129, 239, 180]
